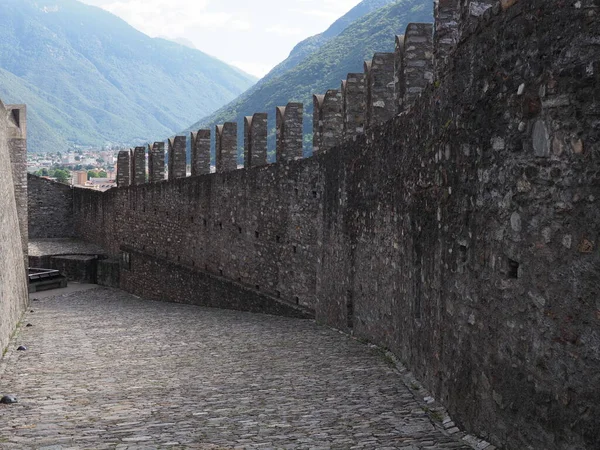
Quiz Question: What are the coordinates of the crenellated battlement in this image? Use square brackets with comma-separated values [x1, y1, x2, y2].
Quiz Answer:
[110, 0, 548, 183]
[114, 15, 439, 180]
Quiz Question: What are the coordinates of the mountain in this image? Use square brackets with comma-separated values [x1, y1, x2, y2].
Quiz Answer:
[0, 0, 257, 153]
[265, 0, 397, 82]
[185, 0, 432, 159]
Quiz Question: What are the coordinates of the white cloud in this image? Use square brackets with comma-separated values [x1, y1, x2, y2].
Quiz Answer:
[80, 0, 364, 78]
[101, 0, 252, 36]
[230, 61, 273, 78]
[289, 8, 340, 20]
[266, 24, 306, 37]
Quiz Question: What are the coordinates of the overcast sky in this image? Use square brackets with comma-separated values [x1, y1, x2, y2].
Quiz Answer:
[79, 0, 362, 78]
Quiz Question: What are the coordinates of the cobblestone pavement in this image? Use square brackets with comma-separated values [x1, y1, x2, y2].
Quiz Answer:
[0, 287, 474, 450]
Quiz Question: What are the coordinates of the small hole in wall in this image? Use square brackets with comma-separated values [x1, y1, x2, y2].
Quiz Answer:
[255, 231, 259, 238]
[238, 277, 241, 282]
[203, 219, 207, 227]
[508, 258, 519, 279]
[219, 222, 223, 229]
[205, 264, 208, 271]
[293, 245, 297, 254]
[177, 256, 180, 262]
[276, 291, 281, 298]
[256, 285, 260, 291]
[166, 251, 169, 259]
[294, 188, 298, 196]
[143, 206, 146, 213]
[166, 212, 169, 217]
[192, 260, 195, 267]
[459, 245, 467, 264]
[190, 216, 194, 223]
[238, 227, 242, 234]
[312, 191, 318, 198]
[294, 296, 299, 305]
[346, 290, 354, 329]
[219, 269, 223, 276]
[276, 235, 281, 243]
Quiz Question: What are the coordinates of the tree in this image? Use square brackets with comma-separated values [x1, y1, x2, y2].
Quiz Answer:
[35, 168, 49, 177]
[54, 169, 70, 184]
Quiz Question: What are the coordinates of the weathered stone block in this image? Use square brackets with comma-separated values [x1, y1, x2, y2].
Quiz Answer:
[148, 142, 165, 182]
[313, 90, 342, 154]
[365, 53, 396, 128]
[342, 73, 366, 140]
[244, 113, 268, 168]
[276, 103, 303, 162]
[191, 130, 211, 176]
[216, 122, 237, 173]
[117, 150, 131, 187]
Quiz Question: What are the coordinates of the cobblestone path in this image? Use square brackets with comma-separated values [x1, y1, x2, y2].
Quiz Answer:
[0, 287, 473, 450]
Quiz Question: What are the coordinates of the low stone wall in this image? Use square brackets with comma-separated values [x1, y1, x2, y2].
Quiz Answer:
[120, 247, 313, 319]
[97, 258, 120, 288]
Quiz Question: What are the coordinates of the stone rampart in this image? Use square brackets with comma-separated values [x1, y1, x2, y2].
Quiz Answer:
[6, 104, 28, 264]
[69, 1, 599, 448]
[0, 100, 29, 354]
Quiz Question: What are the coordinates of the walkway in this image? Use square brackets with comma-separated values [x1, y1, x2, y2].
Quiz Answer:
[0, 287, 473, 449]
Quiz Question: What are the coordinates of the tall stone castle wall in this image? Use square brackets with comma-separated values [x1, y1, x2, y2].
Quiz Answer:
[28, 173, 75, 239]
[67, 1, 599, 448]
[0, 100, 29, 355]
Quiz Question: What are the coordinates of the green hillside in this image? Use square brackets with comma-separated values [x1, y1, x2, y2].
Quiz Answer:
[0, 0, 257, 152]
[185, 0, 432, 160]
[264, 0, 397, 83]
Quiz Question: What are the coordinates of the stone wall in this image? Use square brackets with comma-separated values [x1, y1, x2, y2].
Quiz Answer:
[0, 99, 29, 354]
[28, 174, 75, 239]
[6, 104, 27, 264]
[70, 1, 600, 448]
[73, 158, 323, 312]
